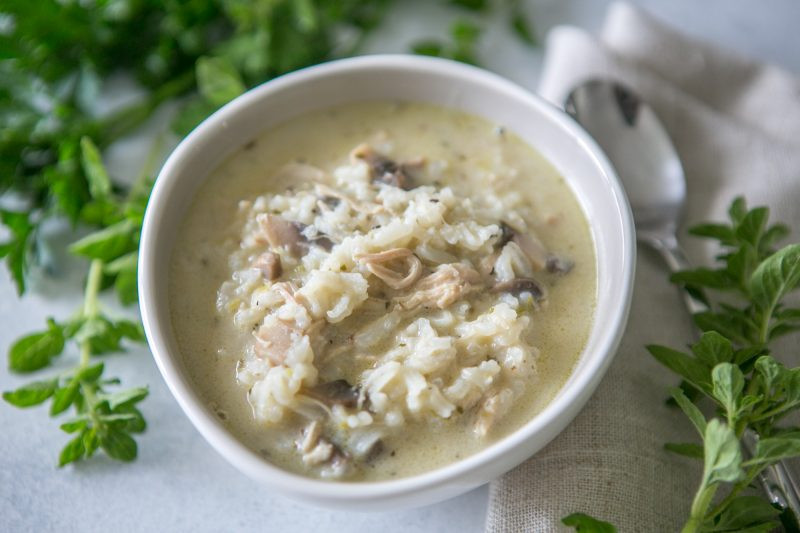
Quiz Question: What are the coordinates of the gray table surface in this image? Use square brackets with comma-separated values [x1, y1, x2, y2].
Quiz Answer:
[2, 1, 799, 532]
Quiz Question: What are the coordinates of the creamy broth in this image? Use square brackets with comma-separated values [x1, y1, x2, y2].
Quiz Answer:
[169, 102, 596, 481]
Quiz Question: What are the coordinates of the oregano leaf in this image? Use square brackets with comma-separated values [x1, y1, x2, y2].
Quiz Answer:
[59, 433, 86, 467]
[669, 387, 707, 437]
[703, 419, 743, 485]
[8, 320, 65, 373]
[711, 363, 744, 422]
[2, 379, 58, 407]
[648, 345, 711, 393]
[561, 513, 617, 533]
[749, 244, 800, 314]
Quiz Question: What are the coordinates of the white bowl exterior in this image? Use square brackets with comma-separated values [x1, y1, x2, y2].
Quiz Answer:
[139, 55, 635, 510]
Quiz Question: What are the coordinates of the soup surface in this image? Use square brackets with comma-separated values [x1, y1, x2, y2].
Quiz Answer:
[169, 102, 596, 481]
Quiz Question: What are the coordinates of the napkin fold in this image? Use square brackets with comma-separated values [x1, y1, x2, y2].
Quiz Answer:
[486, 3, 800, 531]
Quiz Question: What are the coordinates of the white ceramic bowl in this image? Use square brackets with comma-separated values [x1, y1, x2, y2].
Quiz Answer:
[139, 54, 635, 511]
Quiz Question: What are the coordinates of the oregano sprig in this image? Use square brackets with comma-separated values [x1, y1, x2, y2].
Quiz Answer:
[564, 198, 800, 533]
[3, 139, 150, 466]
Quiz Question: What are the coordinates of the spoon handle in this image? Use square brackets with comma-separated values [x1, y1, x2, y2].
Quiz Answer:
[643, 234, 707, 315]
[647, 235, 800, 520]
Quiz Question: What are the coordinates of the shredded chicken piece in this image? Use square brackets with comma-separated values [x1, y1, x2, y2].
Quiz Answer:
[252, 282, 323, 364]
[355, 248, 423, 290]
[314, 183, 384, 215]
[253, 251, 282, 281]
[253, 319, 296, 365]
[256, 213, 307, 257]
[350, 144, 413, 190]
[396, 263, 482, 310]
[326, 449, 352, 478]
[474, 389, 513, 437]
[478, 251, 500, 276]
[296, 421, 334, 465]
[296, 421, 352, 478]
[272, 281, 299, 305]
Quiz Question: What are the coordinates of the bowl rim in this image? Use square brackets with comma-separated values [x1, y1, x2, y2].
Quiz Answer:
[139, 53, 635, 502]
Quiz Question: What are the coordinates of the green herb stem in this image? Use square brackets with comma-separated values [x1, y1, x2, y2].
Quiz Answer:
[682, 483, 717, 533]
[706, 464, 764, 519]
[758, 309, 773, 345]
[78, 342, 91, 370]
[79, 259, 103, 368]
[82, 259, 103, 320]
[750, 401, 800, 424]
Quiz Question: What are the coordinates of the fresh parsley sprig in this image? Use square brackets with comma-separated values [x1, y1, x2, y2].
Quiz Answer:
[564, 198, 800, 533]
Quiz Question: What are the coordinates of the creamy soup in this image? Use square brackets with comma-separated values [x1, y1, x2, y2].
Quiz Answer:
[169, 102, 596, 481]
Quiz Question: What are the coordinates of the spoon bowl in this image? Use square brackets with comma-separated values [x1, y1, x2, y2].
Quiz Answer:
[566, 80, 685, 245]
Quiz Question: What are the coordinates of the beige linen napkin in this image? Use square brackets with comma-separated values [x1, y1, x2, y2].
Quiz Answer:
[486, 3, 800, 531]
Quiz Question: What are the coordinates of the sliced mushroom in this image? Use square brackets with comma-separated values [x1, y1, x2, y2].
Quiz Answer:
[396, 263, 482, 310]
[491, 277, 546, 302]
[313, 235, 335, 251]
[497, 221, 549, 271]
[257, 213, 336, 256]
[256, 213, 308, 257]
[305, 379, 359, 408]
[512, 233, 548, 271]
[546, 255, 574, 274]
[253, 251, 282, 281]
[355, 248, 423, 290]
[497, 222, 516, 248]
[350, 144, 413, 190]
[318, 195, 340, 210]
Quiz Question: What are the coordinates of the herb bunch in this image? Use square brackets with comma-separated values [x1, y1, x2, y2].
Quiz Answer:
[563, 198, 800, 533]
[3, 137, 150, 466]
[0, 0, 398, 297]
[1, 1, 536, 466]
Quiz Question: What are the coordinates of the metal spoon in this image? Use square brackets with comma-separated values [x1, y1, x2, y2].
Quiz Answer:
[564, 79, 800, 519]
